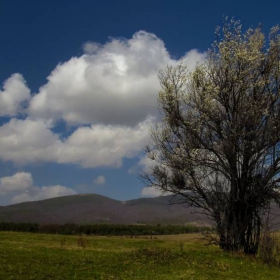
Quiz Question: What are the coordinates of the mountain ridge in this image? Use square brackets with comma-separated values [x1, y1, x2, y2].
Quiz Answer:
[0, 193, 208, 225]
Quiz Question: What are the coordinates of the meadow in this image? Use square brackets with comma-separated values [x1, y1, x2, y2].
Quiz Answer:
[0, 231, 279, 279]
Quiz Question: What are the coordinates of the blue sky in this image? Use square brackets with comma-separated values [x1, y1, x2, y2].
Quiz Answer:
[0, 0, 279, 205]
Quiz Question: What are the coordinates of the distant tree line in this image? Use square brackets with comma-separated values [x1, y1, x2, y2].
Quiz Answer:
[0, 222, 212, 235]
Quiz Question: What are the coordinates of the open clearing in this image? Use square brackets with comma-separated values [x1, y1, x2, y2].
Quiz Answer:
[0, 231, 279, 279]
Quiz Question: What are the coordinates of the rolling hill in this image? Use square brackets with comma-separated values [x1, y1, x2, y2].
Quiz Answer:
[0, 194, 208, 225]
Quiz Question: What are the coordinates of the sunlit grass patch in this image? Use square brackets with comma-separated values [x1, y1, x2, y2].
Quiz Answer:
[0, 231, 279, 279]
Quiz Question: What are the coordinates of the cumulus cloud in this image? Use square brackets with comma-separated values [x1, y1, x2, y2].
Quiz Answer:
[28, 31, 205, 126]
[141, 186, 172, 198]
[0, 31, 205, 170]
[182, 49, 206, 70]
[0, 74, 31, 116]
[0, 172, 76, 204]
[94, 175, 106, 185]
[129, 155, 157, 174]
[141, 187, 162, 197]
[0, 118, 60, 164]
[11, 185, 76, 204]
[0, 117, 153, 168]
[0, 172, 33, 195]
[83, 42, 100, 54]
[57, 117, 153, 167]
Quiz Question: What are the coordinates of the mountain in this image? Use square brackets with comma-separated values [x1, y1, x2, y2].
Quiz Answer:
[0, 194, 208, 225]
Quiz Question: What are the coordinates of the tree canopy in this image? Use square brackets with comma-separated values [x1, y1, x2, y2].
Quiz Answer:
[143, 19, 280, 255]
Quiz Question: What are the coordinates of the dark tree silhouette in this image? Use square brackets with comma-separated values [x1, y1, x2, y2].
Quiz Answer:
[143, 19, 280, 255]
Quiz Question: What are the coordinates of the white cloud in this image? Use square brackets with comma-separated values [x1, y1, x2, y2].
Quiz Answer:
[56, 117, 153, 167]
[0, 117, 153, 168]
[0, 74, 31, 116]
[0, 118, 60, 164]
[0, 172, 33, 195]
[28, 31, 205, 127]
[141, 186, 172, 198]
[11, 185, 76, 204]
[141, 187, 162, 197]
[0, 32, 205, 170]
[83, 42, 100, 54]
[0, 172, 76, 204]
[94, 175, 106, 185]
[131, 155, 157, 174]
[182, 49, 206, 70]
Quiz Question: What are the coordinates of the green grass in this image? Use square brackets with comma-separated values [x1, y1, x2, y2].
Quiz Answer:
[0, 231, 279, 279]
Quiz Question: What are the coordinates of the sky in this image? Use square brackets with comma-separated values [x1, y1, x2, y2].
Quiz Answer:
[0, 0, 280, 205]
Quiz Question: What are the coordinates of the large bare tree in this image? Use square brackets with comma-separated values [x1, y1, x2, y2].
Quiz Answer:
[143, 19, 280, 255]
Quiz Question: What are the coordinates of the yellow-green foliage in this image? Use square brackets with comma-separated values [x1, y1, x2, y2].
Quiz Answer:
[0, 231, 279, 279]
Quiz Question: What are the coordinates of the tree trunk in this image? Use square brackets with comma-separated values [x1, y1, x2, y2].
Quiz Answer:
[217, 202, 261, 255]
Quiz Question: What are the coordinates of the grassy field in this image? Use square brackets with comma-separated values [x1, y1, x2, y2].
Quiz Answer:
[0, 231, 279, 279]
